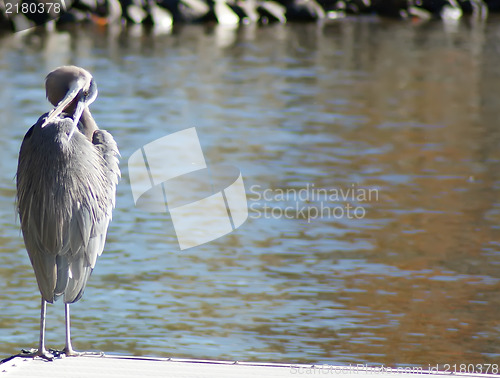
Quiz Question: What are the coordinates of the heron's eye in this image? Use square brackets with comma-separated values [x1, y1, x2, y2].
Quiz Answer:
[83, 90, 89, 97]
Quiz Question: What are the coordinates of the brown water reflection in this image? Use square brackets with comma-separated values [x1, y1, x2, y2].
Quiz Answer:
[0, 18, 500, 365]
[322, 19, 500, 364]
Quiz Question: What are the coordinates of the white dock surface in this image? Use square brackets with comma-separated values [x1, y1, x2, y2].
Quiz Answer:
[0, 354, 496, 378]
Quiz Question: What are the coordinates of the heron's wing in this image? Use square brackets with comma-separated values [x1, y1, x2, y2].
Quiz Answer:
[17, 116, 69, 302]
[20, 196, 59, 302]
[62, 130, 120, 303]
[92, 129, 121, 208]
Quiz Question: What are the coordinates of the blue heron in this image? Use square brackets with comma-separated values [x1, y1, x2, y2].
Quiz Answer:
[16, 66, 120, 359]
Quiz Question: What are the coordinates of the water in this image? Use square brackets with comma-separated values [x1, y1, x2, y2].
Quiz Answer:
[1, 18, 500, 366]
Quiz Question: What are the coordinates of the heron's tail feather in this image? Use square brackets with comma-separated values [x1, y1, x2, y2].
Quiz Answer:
[63, 258, 93, 304]
[54, 254, 69, 300]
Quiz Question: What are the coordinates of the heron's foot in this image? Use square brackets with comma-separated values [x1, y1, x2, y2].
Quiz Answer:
[62, 346, 80, 357]
[20, 348, 57, 361]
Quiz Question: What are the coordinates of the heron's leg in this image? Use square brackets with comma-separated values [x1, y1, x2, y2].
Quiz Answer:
[63, 303, 79, 356]
[34, 298, 53, 359]
[62, 304, 103, 357]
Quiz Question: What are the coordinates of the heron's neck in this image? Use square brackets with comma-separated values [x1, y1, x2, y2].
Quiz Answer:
[78, 107, 98, 140]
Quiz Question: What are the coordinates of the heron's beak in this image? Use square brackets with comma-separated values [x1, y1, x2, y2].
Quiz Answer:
[67, 99, 86, 140]
[41, 78, 86, 128]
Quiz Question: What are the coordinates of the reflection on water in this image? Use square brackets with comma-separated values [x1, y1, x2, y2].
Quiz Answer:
[1, 19, 500, 365]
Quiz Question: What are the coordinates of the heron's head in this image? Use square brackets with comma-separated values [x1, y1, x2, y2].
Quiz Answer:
[42, 66, 97, 133]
